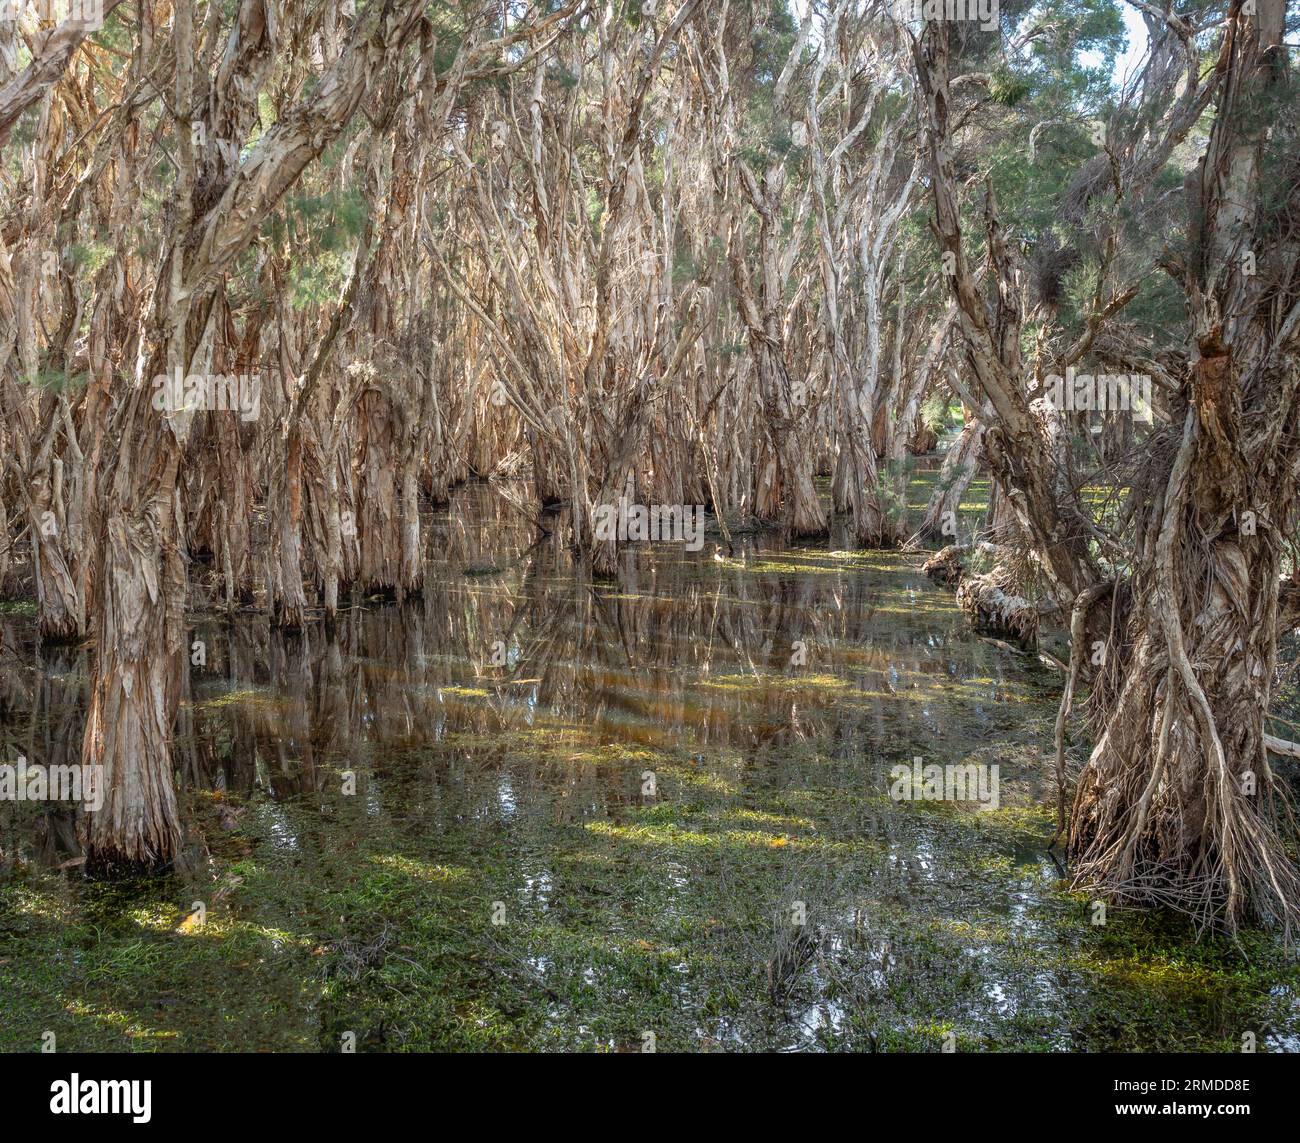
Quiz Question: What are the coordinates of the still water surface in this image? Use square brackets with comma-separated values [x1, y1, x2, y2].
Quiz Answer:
[1, 483, 1296, 1050]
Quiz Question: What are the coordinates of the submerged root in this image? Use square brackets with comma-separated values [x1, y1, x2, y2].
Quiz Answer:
[922, 541, 1045, 649]
[1070, 761, 1300, 939]
[922, 543, 968, 585]
[1069, 629, 1300, 939]
[955, 567, 1040, 648]
[766, 921, 824, 1004]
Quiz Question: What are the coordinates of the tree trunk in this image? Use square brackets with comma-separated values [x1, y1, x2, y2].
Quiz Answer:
[912, 417, 981, 545]
[81, 0, 431, 870]
[1068, 0, 1300, 931]
[1070, 367, 1300, 930]
[83, 416, 184, 874]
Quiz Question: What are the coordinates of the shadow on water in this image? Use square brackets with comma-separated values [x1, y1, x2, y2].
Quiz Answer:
[1, 480, 1297, 1051]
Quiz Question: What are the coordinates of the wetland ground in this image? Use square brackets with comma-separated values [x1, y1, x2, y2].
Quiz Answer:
[2, 477, 1297, 1052]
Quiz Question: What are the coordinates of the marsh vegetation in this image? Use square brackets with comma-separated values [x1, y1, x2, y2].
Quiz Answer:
[1, 0, 1298, 1053]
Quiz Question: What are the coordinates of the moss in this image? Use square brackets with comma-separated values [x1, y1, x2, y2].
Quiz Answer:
[2, 474, 1297, 1053]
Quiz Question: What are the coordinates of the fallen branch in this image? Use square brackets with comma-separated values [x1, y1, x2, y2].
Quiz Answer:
[1264, 735, 1300, 761]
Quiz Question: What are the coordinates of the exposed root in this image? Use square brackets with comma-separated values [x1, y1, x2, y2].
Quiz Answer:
[1069, 413, 1300, 939]
[955, 567, 1040, 648]
[921, 543, 968, 585]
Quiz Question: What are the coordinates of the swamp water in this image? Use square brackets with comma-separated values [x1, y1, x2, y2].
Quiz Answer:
[1, 482, 1297, 1051]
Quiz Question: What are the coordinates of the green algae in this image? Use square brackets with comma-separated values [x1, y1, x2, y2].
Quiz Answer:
[1, 477, 1297, 1053]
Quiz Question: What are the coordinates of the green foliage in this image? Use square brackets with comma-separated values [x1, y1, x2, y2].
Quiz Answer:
[547, 63, 580, 92]
[69, 240, 114, 276]
[989, 68, 1031, 108]
[921, 391, 957, 434]
[265, 186, 367, 307]
[26, 365, 88, 395]
[733, 0, 802, 169]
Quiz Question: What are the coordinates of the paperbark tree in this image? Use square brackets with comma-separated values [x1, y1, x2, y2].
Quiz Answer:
[914, 2, 1300, 931]
[84, 0, 431, 873]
